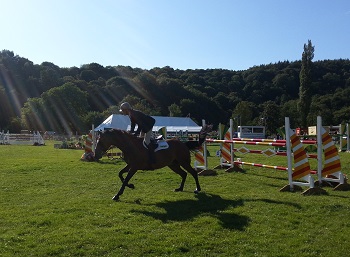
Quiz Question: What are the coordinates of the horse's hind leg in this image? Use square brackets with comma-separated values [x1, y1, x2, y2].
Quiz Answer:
[119, 165, 135, 189]
[168, 163, 187, 192]
[180, 163, 201, 193]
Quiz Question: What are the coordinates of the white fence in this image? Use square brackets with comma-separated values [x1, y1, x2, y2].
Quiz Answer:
[0, 131, 45, 145]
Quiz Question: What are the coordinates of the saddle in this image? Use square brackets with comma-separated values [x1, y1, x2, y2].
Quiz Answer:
[143, 135, 169, 152]
[141, 136, 169, 166]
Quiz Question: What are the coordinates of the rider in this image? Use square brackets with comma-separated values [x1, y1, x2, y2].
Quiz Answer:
[119, 102, 156, 150]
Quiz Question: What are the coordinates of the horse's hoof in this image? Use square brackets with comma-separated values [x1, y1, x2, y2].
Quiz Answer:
[194, 189, 200, 194]
[112, 195, 120, 201]
[174, 188, 183, 192]
[128, 184, 135, 189]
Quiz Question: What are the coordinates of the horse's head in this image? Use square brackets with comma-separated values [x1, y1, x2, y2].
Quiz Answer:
[94, 130, 113, 161]
[94, 129, 131, 160]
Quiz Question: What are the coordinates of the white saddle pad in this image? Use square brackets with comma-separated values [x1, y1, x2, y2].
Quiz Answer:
[154, 140, 169, 152]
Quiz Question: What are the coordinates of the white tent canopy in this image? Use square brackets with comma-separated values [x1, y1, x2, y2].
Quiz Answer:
[94, 114, 130, 131]
[94, 114, 202, 133]
[152, 116, 202, 133]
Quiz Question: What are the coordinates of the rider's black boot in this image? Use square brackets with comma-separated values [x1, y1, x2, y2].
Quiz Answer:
[148, 143, 155, 164]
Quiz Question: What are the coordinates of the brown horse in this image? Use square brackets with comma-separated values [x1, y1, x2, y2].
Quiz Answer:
[94, 125, 211, 201]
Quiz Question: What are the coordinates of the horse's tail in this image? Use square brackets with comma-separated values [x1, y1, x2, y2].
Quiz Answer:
[185, 124, 213, 150]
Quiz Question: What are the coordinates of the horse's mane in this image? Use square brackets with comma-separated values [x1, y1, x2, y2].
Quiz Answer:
[104, 129, 141, 142]
[185, 124, 213, 151]
[107, 129, 127, 136]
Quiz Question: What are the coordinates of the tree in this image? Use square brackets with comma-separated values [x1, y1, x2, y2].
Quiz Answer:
[3, 49, 350, 134]
[307, 94, 333, 125]
[83, 111, 105, 132]
[43, 83, 90, 133]
[259, 101, 281, 136]
[168, 103, 181, 117]
[118, 95, 160, 115]
[21, 97, 46, 131]
[22, 83, 90, 133]
[39, 62, 62, 92]
[298, 40, 314, 127]
[280, 100, 300, 128]
[8, 117, 22, 133]
[80, 70, 98, 82]
[103, 105, 121, 117]
[0, 83, 12, 129]
[232, 101, 256, 126]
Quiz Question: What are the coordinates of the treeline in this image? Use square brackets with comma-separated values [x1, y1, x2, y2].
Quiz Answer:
[1, 49, 350, 135]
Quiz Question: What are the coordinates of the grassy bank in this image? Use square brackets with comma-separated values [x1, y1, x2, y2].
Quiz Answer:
[1, 141, 350, 256]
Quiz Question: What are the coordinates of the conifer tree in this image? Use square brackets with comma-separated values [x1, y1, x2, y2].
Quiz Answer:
[298, 40, 314, 128]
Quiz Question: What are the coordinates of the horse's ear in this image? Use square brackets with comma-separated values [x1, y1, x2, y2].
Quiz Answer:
[207, 124, 213, 132]
[201, 124, 213, 134]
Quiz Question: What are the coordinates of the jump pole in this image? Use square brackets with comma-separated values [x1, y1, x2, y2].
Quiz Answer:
[231, 138, 317, 145]
[345, 123, 349, 152]
[279, 117, 327, 194]
[233, 161, 289, 171]
[210, 119, 235, 172]
[316, 116, 350, 190]
[207, 140, 287, 147]
[339, 123, 350, 152]
[233, 148, 318, 159]
[285, 117, 294, 190]
[347, 123, 350, 152]
[0, 131, 5, 144]
[231, 116, 347, 191]
[221, 119, 235, 171]
[194, 120, 216, 175]
[81, 127, 96, 161]
[92, 124, 96, 153]
[208, 117, 324, 194]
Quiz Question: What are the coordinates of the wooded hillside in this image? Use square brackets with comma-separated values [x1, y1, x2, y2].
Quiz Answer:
[1, 49, 349, 135]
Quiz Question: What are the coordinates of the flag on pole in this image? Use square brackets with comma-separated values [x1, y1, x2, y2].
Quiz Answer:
[219, 123, 228, 140]
[158, 126, 167, 138]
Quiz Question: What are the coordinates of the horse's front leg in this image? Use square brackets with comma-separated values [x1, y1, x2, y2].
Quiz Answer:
[118, 165, 134, 189]
[113, 169, 137, 201]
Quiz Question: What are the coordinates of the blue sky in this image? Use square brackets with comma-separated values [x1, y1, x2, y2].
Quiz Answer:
[1, 0, 349, 71]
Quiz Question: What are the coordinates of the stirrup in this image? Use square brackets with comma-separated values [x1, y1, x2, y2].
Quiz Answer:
[143, 141, 149, 149]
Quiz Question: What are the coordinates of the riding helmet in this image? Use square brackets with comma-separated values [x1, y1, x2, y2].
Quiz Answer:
[120, 102, 132, 112]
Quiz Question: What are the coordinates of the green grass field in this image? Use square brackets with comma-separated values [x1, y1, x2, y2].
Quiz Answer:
[1, 141, 350, 256]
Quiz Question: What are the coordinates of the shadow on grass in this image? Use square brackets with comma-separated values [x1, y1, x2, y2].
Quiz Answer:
[131, 193, 250, 230]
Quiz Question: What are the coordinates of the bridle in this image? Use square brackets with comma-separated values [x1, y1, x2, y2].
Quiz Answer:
[95, 138, 117, 160]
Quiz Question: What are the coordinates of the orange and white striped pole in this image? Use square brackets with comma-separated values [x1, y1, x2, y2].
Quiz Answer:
[219, 119, 234, 170]
[317, 116, 346, 187]
[194, 145, 206, 169]
[194, 120, 208, 171]
[284, 117, 315, 192]
[84, 131, 93, 153]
